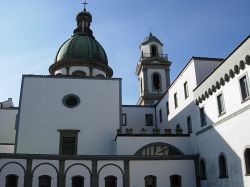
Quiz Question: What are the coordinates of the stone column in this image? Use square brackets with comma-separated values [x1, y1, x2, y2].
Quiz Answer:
[91, 160, 98, 187]
[24, 159, 32, 187]
[58, 159, 65, 187]
[124, 160, 130, 187]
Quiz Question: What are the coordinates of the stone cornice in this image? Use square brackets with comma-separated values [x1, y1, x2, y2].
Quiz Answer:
[136, 60, 171, 75]
[195, 54, 250, 105]
[0, 153, 199, 161]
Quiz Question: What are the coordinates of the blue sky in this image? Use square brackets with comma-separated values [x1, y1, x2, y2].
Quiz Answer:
[0, 0, 249, 105]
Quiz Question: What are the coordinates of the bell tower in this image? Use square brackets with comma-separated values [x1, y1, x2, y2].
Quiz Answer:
[136, 32, 171, 105]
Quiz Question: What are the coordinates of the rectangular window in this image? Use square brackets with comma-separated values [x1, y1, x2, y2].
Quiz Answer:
[187, 116, 192, 133]
[200, 107, 206, 127]
[217, 94, 225, 115]
[184, 81, 189, 99]
[145, 114, 153, 126]
[122, 113, 127, 126]
[159, 109, 162, 123]
[166, 101, 169, 116]
[239, 75, 250, 101]
[59, 130, 79, 155]
[174, 93, 178, 108]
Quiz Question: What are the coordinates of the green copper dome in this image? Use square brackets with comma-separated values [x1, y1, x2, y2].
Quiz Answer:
[55, 33, 108, 65]
[49, 9, 113, 77]
[141, 32, 163, 46]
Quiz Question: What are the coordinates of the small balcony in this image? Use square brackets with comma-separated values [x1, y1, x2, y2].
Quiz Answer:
[140, 53, 168, 60]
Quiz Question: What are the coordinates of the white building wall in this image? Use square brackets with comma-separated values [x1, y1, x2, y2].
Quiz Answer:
[65, 160, 92, 187]
[194, 60, 223, 85]
[32, 160, 58, 187]
[116, 136, 192, 155]
[16, 76, 121, 155]
[193, 37, 250, 187]
[98, 161, 124, 187]
[130, 160, 196, 187]
[121, 106, 155, 134]
[147, 68, 167, 94]
[0, 159, 26, 187]
[0, 108, 17, 153]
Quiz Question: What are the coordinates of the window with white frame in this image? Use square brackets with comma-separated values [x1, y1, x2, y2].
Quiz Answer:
[174, 92, 178, 108]
[159, 109, 162, 123]
[122, 113, 127, 126]
[187, 116, 192, 133]
[217, 93, 225, 115]
[184, 81, 189, 99]
[200, 107, 206, 127]
[239, 75, 250, 101]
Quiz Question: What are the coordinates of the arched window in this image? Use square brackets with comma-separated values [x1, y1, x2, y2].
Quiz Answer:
[105, 176, 117, 187]
[5, 174, 18, 187]
[170, 175, 181, 187]
[145, 175, 157, 187]
[152, 73, 161, 91]
[72, 70, 86, 77]
[199, 159, 207, 180]
[39, 175, 51, 187]
[219, 154, 228, 178]
[96, 74, 105, 78]
[135, 143, 183, 156]
[245, 148, 250, 174]
[151, 45, 158, 57]
[72, 176, 84, 187]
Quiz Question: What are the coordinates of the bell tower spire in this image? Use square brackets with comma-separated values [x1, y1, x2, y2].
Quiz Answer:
[136, 32, 171, 105]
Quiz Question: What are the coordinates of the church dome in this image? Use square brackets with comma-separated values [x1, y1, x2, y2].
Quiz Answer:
[49, 8, 113, 78]
[141, 32, 163, 46]
[55, 33, 108, 66]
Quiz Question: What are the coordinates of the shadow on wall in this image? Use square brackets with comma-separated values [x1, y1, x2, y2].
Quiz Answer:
[167, 100, 245, 187]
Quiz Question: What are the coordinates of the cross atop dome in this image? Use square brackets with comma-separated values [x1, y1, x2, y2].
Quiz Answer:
[82, 0, 88, 11]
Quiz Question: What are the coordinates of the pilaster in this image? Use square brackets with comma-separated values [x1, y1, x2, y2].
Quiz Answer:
[24, 159, 32, 187]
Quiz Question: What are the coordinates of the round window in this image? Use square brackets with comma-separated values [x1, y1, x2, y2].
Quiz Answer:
[62, 94, 80, 108]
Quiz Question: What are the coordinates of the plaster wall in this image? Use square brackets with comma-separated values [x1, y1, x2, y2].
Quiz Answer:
[65, 160, 92, 187]
[32, 160, 58, 187]
[159, 61, 198, 133]
[130, 160, 196, 187]
[147, 69, 167, 94]
[196, 109, 250, 187]
[116, 136, 192, 155]
[121, 106, 155, 133]
[194, 60, 223, 85]
[0, 109, 17, 144]
[0, 145, 14, 153]
[0, 159, 26, 187]
[16, 76, 121, 155]
[98, 161, 124, 187]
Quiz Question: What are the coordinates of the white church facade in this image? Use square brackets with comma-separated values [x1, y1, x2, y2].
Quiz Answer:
[0, 6, 250, 187]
